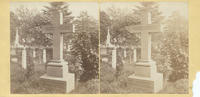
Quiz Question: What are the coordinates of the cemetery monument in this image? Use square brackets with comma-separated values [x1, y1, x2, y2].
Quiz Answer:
[125, 10, 163, 93]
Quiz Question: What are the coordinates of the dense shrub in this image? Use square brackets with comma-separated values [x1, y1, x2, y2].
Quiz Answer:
[71, 79, 99, 94]
[174, 79, 188, 93]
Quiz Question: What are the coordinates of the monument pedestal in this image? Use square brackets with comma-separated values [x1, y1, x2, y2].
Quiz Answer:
[40, 10, 75, 93]
[128, 60, 163, 93]
[100, 47, 113, 64]
[40, 60, 75, 93]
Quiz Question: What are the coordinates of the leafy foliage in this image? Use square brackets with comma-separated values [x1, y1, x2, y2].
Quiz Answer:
[71, 11, 99, 82]
[43, 2, 73, 25]
[133, 2, 164, 24]
[159, 12, 188, 82]
[100, 7, 140, 46]
[10, 7, 51, 47]
[71, 79, 99, 94]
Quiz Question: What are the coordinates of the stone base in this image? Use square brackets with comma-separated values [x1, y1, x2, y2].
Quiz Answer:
[128, 73, 163, 93]
[46, 60, 68, 77]
[100, 47, 114, 66]
[135, 61, 157, 77]
[128, 60, 163, 93]
[40, 60, 75, 93]
[40, 73, 75, 93]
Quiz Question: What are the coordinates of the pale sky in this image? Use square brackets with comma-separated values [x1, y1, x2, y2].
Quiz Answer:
[10, 2, 188, 20]
[10, 2, 99, 19]
[101, 2, 188, 19]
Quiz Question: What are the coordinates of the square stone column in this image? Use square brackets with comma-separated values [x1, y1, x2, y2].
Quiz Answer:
[133, 48, 137, 63]
[22, 47, 27, 69]
[112, 47, 117, 69]
[43, 48, 46, 63]
[141, 32, 151, 61]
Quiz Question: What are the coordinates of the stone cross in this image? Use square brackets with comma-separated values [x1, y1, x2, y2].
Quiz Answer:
[42, 10, 73, 61]
[126, 10, 163, 93]
[125, 10, 162, 61]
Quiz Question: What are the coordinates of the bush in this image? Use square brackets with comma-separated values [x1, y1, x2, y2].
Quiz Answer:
[174, 79, 188, 93]
[71, 79, 99, 94]
[100, 60, 134, 93]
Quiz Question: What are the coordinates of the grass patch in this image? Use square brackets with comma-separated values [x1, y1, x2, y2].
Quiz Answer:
[11, 62, 99, 94]
[100, 61, 188, 94]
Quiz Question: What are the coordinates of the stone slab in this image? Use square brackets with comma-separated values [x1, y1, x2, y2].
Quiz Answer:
[128, 73, 163, 93]
[135, 61, 157, 77]
[40, 77, 66, 93]
[40, 73, 75, 93]
[46, 60, 68, 78]
[47, 66, 63, 77]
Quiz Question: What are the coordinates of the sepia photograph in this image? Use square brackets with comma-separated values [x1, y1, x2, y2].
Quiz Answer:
[100, 2, 188, 94]
[9, 1, 189, 94]
[10, 2, 99, 94]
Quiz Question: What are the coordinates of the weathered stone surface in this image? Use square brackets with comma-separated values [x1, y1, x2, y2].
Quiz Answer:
[40, 72, 75, 93]
[100, 47, 113, 64]
[125, 11, 163, 93]
[128, 72, 163, 93]
[40, 76, 66, 93]
[46, 60, 68, 78]
[22, 48, 27, 69]
[135, 61, 157, 77]
[112, 48, 117, 69]
[40, 11, 75, 93]
[41, 60, 74, 93]
[46, 65, 63, 77]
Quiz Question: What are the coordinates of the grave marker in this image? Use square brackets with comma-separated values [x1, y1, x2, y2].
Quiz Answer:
[33, 49, 36, 58]
[133, 48, 137, 63]
[43, 48, 46, 63]
[112, 47, 117, 69]
[125, 10, 163, 93]
[40, 10, 75, 93]
[22, 47, 27, 69]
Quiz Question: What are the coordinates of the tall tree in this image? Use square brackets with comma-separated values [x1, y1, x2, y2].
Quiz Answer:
[72, 11, 99, 82]
[160, 11, 188, 82]
[102, 6, 140, 46]
[133, 2, 163, 24]
[10, 7, 49, 47]
[43, 2, 73, 24]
